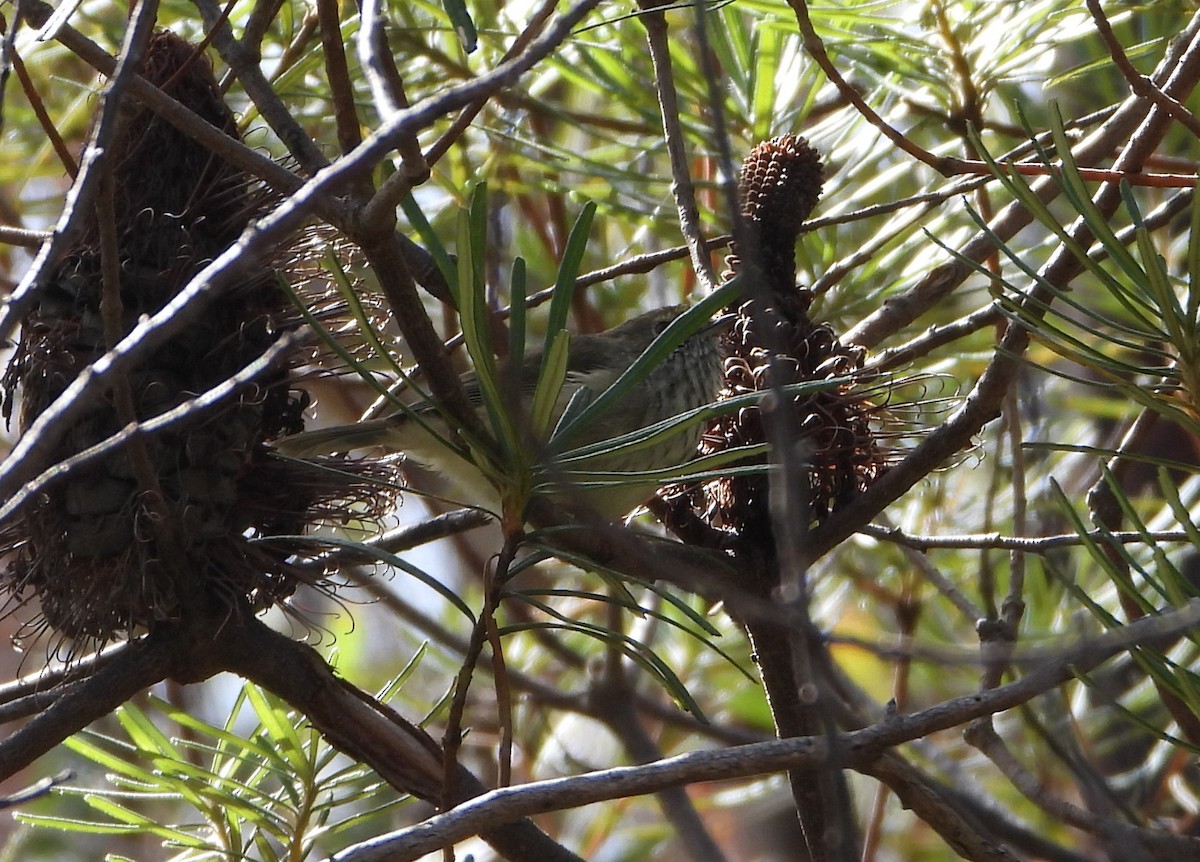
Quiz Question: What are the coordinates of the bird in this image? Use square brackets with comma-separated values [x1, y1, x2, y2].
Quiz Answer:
[275, 305, 729, 518]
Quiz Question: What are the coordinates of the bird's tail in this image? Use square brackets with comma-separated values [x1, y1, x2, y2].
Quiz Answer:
[273, 418, 395, 458]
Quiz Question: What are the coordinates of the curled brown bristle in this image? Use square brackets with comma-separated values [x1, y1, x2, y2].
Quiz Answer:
[0, 32, 394, 650]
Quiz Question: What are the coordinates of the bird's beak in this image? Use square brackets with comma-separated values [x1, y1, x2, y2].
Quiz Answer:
[705, 312, 738, 334]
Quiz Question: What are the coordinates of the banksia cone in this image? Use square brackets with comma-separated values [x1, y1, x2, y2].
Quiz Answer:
[0, 32, 391, 649]
[736, 133, 824, 299]
[664, 135, 887, 540]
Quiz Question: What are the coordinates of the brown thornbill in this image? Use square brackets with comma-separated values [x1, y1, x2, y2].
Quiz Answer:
[277, 305, 731, 519]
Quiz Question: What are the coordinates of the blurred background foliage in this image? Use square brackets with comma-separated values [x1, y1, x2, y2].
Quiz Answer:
[3, 0, 1200, 859]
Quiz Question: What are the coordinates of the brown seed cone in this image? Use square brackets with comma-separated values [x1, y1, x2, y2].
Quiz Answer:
[663, 135, 885, 538]
[0, 32, 392, 648]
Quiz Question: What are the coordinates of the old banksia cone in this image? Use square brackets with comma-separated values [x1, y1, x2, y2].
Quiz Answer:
[666, 135, 887, 539]
[0, 32, 390, 648]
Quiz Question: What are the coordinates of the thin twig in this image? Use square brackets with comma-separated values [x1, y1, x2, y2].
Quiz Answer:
[787, 0, 965, 178]
[860, 523, 1198, 552]
[1089, 0, 1200, 139]
[10, 46, 77, 176]
[487, 546, 515, 789]
[997, 381, 1028, 649]
[639, 5, 716, 292]
[315, 0, 364, 159]
[441, 531, 520, 807]
[861, 591, 914, 862]
[863, 304, 1002, 373]
[859, 754, 1019, 862]
[0, 223, 51, 248]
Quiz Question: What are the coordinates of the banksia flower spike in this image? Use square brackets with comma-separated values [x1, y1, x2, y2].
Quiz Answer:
[0, 32, 392, 651]
[665, 135, 888, 541]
